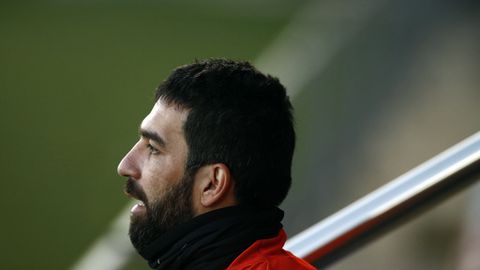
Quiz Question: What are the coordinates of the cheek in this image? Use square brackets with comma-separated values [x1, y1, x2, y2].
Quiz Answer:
[142, 157, 185, 200]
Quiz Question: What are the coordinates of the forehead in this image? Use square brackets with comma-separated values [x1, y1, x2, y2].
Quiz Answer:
[140, 101, 188, 143]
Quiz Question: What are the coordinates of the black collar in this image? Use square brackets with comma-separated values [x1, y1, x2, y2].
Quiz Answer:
[140, 205, 284, 270]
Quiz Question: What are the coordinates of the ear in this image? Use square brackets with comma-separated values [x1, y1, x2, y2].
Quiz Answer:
[195, 163, 236, 209]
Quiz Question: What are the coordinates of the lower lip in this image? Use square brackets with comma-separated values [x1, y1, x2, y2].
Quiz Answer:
[130, 203, 146, 215]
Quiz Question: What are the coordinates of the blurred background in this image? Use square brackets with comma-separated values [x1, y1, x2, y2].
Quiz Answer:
[1, 0, 479, 269]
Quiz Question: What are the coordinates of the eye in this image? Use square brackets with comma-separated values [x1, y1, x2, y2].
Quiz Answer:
[147, 143, 160, 155]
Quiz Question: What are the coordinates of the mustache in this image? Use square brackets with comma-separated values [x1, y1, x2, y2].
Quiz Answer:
[125, 178, 148, 205]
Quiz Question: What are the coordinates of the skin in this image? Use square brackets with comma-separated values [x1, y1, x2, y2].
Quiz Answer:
[117, 100, 237, 221]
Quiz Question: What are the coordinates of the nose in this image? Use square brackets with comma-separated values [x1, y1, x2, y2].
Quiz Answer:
[117, 145, 141, 180]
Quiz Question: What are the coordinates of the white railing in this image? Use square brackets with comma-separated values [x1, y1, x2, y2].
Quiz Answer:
[285, 131, 480, 267]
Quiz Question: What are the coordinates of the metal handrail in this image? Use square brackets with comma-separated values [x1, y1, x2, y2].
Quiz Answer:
[284, 131, 480, 268]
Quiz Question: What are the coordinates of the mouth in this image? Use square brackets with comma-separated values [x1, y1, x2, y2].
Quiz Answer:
[130, 201, 146, 215]
[124, 178, 148, 216]
[124, 191, 146, 213]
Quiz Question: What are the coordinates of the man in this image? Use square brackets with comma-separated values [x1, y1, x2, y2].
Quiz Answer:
[118, 59, 316, 270]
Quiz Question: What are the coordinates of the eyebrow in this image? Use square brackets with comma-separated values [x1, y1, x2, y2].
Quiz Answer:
[139, 129, 166, 148]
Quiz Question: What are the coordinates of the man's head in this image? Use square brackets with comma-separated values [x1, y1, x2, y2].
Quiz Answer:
[118, 58, 295, 252]
[156, 59, 296, 206]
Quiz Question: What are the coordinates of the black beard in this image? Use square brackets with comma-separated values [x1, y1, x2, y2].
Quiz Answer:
[128, 173, 195, 255]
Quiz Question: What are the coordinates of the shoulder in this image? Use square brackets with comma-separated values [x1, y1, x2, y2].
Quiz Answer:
[226, 230, 316, 270]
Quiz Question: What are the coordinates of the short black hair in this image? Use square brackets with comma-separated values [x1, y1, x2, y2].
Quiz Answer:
[155, 59, 295, 207]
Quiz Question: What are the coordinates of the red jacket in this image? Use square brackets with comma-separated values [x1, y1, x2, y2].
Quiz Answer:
[226, 229, 316, 270]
